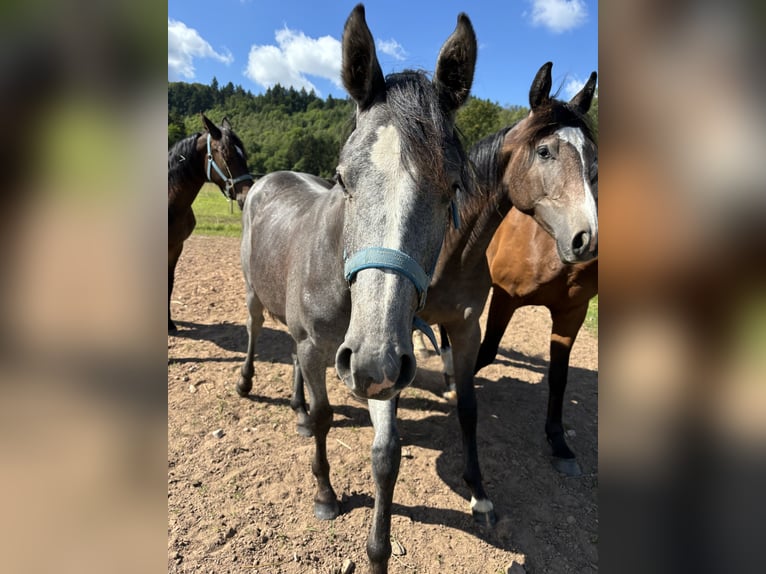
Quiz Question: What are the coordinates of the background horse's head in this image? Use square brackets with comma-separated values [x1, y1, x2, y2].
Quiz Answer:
[503, 62, 598, 263]
[335, 4, 476, 400]
[199, 114, 253, 209]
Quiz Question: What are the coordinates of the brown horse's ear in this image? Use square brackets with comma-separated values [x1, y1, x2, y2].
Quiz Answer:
[201, 113, 222, 140]
[434, 13, 477, 114]
[221, 116, 233, 131]
[569, 71, 597, 114]
[341, 4, 385, 111]
[529, 62, 553, 110]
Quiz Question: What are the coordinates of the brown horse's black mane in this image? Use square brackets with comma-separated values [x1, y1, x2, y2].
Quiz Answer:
[168, 132, 203, 189]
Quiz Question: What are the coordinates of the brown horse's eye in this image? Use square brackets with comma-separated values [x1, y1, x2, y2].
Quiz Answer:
[537, 145, 551, 159]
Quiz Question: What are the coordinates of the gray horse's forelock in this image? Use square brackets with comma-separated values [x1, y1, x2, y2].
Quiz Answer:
[385, 71, 473, 196]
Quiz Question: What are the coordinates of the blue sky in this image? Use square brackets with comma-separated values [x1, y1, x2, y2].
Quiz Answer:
[168, 0, 597, 107]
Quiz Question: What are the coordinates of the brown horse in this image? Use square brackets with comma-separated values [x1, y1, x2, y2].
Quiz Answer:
[471, 207, 598, 476]
[167, 114, 253, 331]
[416, 62, 598, 526]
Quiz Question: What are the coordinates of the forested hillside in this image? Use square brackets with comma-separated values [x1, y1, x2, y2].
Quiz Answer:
[168, 79, 597, 179]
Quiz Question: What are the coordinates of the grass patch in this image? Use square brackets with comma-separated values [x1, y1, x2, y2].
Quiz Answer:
[191, 184, 242, 237]
[584, 295, 598, 335]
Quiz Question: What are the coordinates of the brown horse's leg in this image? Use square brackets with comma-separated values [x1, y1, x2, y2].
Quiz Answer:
[236, 289, 264, 397]
[296, 340, 339, 521]
[168, 242, 184, 332]
[547, 303, 589, 476]
[446, 319, 497, 527]
[475, 287, 518, 373]
[290, 353, 313, 437]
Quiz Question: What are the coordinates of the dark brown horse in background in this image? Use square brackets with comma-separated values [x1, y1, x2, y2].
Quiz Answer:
[472, 208, 598, 476]
[167, 114, 253, 332]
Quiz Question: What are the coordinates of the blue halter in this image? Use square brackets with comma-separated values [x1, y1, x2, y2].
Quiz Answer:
[344, 247, 440, 353]
[206, 134, 254, 198]
[342, 203, 459, 354]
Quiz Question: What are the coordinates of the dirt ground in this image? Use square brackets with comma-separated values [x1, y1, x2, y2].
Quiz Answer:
[168, 235, 598, 574]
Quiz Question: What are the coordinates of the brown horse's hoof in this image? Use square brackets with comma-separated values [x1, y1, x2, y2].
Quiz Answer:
[472, 507, 497, 528]
[471, 497, 496, 528]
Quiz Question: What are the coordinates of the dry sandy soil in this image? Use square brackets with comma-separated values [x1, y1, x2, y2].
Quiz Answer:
[168, 235, 598, 574]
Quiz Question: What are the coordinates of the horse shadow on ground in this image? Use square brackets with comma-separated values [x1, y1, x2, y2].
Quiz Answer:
[169, 321, 294, 366]
[320, 354, 598, 567]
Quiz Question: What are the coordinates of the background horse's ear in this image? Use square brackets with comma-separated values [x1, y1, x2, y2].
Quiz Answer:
[569, 71, 597, 114]
[434, 13, 477, 114]
[221, 116, 233, 131]
[341, 4, 385, 111]
[529, 62, 553, 110]
[201, 113, 222, 140]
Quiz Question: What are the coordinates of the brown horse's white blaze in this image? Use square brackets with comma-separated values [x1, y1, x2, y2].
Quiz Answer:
[520, 123, 598, 265]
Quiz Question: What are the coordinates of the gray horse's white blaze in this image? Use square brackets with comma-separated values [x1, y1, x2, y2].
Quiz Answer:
[340, 123, 426, 399]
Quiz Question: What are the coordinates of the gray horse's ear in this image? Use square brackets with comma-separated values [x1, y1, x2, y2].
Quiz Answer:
[529, 62, 553, 110]
[569, 71, 597, 114]
[221, 116, 233, 131]
[201, 113, 222, 140]
[434, 13, 477, 113]
[341, 4, 386, 111]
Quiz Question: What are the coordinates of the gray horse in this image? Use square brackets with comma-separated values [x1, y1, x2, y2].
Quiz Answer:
[237, 4, 477, 573]
[294, 62, 599, 529]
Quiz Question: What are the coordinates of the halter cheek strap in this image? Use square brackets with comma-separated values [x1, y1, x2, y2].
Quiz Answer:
[206, 134, 254, 197]
[343, 246, 440, 354]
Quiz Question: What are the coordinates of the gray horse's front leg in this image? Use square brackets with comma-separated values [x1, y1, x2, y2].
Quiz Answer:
[366, 398, 401, 574]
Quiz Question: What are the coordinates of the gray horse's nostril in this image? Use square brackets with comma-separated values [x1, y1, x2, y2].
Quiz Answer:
[336, 346, 352, 379]
[572, 230, 590, 255]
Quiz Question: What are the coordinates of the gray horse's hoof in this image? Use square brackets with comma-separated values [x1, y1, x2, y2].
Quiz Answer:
[314, 500, 340, 521]
[236, 381, 252, 397]
[296, 423, 313, 438]
[551, 456, 582, 477]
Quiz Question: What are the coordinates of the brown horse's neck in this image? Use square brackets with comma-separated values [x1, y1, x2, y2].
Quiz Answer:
[441, 128, 514, 270]
[168, 173, 206, 215]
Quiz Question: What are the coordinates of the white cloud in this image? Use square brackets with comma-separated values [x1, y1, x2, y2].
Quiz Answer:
[529, 0, 588, 34]
[168, 19, 233, 80]
[562, 74, 597, 100]
[563, 76, 585, 99]
[245, 27, 342, 95]
[376, 38, 407, 61]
